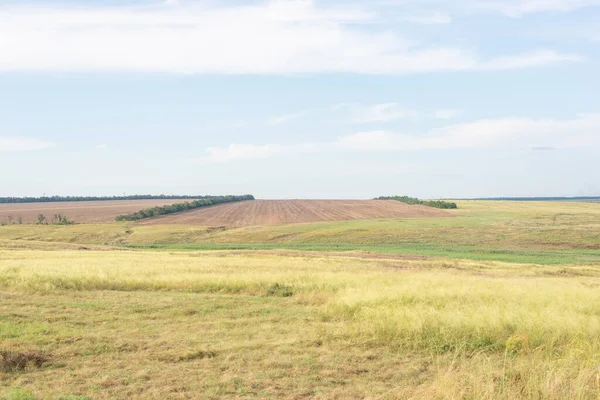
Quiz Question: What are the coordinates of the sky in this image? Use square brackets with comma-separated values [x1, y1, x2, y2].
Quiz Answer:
[0, 0, 599, 199]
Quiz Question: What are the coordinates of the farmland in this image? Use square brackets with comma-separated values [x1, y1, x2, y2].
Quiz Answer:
[0, 199, 196, 224]
[138, 199, 453, 226]
[1, 199, 600, 399]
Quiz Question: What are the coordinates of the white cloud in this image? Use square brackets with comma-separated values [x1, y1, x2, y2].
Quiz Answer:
[475, 0, 600, 17]
[195, 142, 319, 164]
[387, 0, 600, 17]
[405, 12, 452, 24]
[200, 144, 283, 163]
[338, 103, 420, 123]
[0, 2, 580, 74]
[266, 112, 307, 126]
[478, 50, 582, 69]
[232, 121, 249, 128]
[0, 137, 55, 152]
[96, 144, 108, 150]
[434, 109, 464, 119]
[196, 113, 600, 163]
[205, 120, 250, 131]
[339, 113, 600, 151]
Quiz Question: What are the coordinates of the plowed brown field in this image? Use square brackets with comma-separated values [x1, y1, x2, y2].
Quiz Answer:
[140, 200, 453, 226]
[0, 199, 194, 224]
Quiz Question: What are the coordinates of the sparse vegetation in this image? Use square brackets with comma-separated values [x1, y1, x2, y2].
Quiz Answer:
[376, 195, 458, 209]
[114, 195, 255, 221]
[34, 213, 75, 225]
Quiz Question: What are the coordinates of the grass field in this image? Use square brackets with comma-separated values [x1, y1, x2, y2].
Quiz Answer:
[0, 200, 598, 264]
[3, 246, 600, 399]
[1, 200, 600, 399]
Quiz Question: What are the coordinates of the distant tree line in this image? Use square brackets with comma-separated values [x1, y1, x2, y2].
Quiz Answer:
[115, 195, 255, 222]
[0, 195, 220, 204]
[375, 196, 458, 209]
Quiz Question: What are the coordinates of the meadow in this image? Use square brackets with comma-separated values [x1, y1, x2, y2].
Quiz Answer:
[1, 200, 600, 399]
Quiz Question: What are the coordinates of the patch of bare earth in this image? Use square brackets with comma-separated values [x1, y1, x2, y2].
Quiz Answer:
[140, 200, 454, 226]
[0, 199, 194, 224]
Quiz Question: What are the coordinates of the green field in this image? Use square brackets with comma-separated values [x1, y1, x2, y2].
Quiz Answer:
[1, 201, 600, 399]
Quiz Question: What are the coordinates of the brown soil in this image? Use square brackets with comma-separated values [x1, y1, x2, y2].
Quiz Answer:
[140, 200, 453, 226]
[0, 199, 194, 224]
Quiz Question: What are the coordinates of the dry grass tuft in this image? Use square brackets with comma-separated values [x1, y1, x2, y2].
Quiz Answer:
[0, 349, 48, 372]
[178, 350, 218, 361]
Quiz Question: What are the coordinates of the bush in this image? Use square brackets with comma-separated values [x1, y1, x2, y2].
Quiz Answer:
[375, 196, 457, 209]
[265, 283, 294, 297]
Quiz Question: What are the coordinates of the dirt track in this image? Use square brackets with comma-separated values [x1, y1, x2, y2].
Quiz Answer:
[0, 199, 193, 224]
[140, 200, 453, 226]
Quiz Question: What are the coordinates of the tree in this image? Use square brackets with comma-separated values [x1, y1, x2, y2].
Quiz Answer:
[37, 214, 47, 224]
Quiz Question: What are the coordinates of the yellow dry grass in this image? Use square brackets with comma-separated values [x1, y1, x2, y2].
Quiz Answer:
[2, 246, 600, 399]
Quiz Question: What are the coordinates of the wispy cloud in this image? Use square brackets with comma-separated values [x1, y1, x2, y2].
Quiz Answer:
[336, 103, 420, 123]
[434, 109, 464, 119]
[0, 2, 580, 74]
[194, 142, 319, 164]
[266, 112, 307, 126]
[196, 113, 600, 163]
[531, 146, 556, 151]
[405, 12, 452, 24]
[384, 0, 600, 17]
[339, 114, 600, 151]
[232, 121, 249, 128]
[206, 120, 250, 131]
[0, 137, 55, 152]
[476, 0, 600, 17]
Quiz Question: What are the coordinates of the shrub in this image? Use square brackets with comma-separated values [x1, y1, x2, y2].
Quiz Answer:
[265, 283, 294, 297]
[376, 196, 457, 209]
[36, 214, 47, 224]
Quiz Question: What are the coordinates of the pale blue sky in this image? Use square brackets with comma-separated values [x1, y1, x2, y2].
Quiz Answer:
[1, 0, 599, 198]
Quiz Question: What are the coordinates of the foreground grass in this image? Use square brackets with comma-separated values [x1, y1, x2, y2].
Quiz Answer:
[2, 246, 600, 399]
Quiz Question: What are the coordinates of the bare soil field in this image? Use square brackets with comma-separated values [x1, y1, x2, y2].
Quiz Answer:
[0, 199, 194, 224]
[140, 199, 453, 226]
